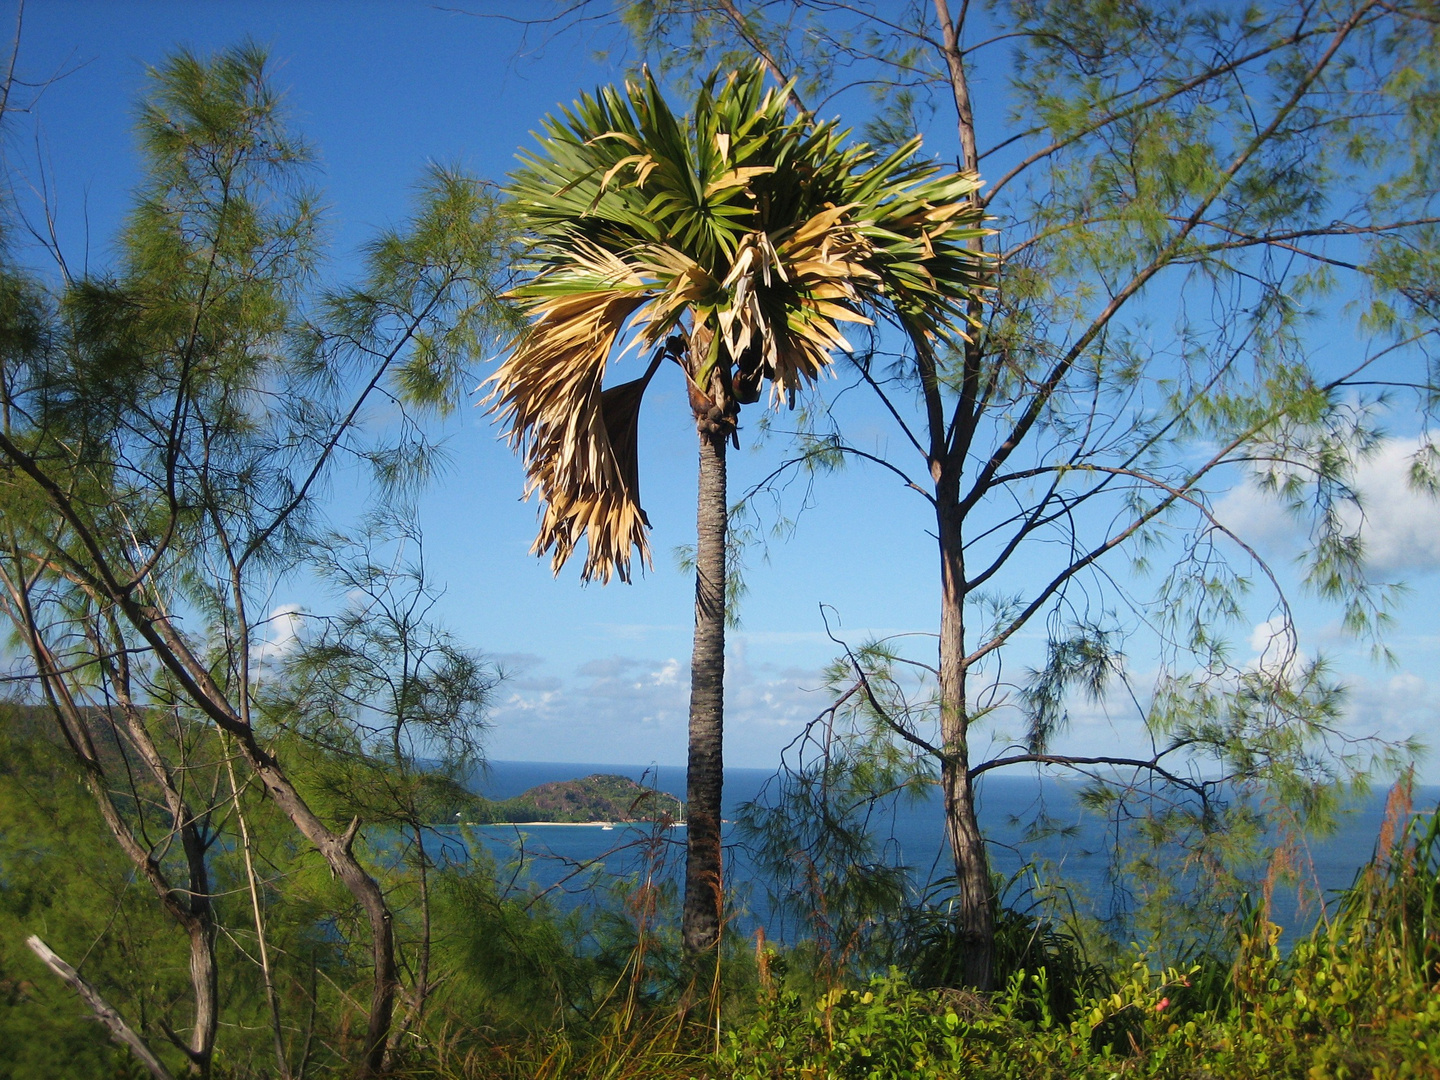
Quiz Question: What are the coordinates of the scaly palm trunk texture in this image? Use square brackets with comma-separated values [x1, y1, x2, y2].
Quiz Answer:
[683, 427, 727, 957]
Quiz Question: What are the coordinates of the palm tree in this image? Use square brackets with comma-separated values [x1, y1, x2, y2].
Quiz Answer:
[490, 64, 989, 958]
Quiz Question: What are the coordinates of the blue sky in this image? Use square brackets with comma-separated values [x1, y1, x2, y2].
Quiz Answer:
[10, 1, 1440, 777]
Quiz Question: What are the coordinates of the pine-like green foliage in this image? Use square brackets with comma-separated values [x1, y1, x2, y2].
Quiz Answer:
[3, 698, 1438, 1078]
[0, 44, 515, 1075]
[606, 0, 1437, 959]
[716, 800, 1440, 1080]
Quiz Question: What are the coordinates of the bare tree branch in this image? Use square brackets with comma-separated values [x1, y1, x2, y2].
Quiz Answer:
[26, 935, 176, 1080]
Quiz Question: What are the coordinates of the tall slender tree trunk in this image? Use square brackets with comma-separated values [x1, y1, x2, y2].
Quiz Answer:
[101, 602, 397, 1075]
[0, 433, 401, 1073]
[71, 744, 218, 1074]
[683, 426, 727, 958]
[110, 685, 219, 1073]
[140, 631, 398, 1074]
[384, 822, 433, 1069]
[934, 0, 994, 988]
[937, 484, 994, 989]
[9, 608, 221, 1074]
[251, 771, 395, 1076]
[179, 825, 219, 1074]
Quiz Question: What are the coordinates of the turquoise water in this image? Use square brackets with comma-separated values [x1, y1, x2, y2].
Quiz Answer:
[453, 760, 1435, 944]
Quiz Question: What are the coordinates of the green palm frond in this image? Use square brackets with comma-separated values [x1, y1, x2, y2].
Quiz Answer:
[490, 63, 994, 582]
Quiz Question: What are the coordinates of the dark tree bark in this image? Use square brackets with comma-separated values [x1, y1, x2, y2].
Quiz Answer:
[105, 636, 220, 1073]
[935, 0, 994, 988]
[936, 485, 994, 989]
[235, 750, 396, 1076]
[384, 822, 434, 1069]
[603, 0, 1418, 996]
[683, 425, 728, 958]
[0, 474, 401, 1075]
[4, 600, 221, 1075]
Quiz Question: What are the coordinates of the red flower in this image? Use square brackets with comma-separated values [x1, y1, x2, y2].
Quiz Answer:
[1155, 998, 1170, 1012]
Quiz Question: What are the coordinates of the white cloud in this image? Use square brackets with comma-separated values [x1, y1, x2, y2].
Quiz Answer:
[648, 658, 681, 687]
[479, 635, 1440, 781]
[1249, 617, 1284, 655]
[1215, 437, 1440, 576]
[488, 653, 689, 763]
[1247, 617, 1302, 677]
[251, 604, 306, 666]
[1340, 441, 1440, 573]
[484, 640, 831, 766]
[1213, 482, 1303, 552]
[1342, 671, 1440, 754]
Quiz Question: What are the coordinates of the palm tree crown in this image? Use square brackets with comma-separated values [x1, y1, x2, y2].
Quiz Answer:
[490, 63, 991, 582]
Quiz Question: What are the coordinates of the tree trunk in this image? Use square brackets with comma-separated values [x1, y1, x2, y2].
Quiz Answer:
[137, 636, 397, 1073]
[111, 609, 398, 1075]
[683, 427, 727, 958]
[0, 317, 401, 1078]
[105, 639, 219, 1075]
[931, 0, 994, 989]
[73, 758, 218, 1075]
[285, 807, 395, 1076]
[384, 822, 433, 1070]
[179, 825, 219, 1075]
[933, 0, 979, 174]
[937, 489, 994, 989]
[13, 618, 220, 1075]
[223, 742, 289, 1080]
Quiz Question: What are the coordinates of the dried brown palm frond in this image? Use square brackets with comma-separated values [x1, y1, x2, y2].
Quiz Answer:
[486, 244, 654, 581]
[490, 63, 991, 583]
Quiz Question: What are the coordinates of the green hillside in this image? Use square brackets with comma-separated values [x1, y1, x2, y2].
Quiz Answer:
[474, 774, 684, 824]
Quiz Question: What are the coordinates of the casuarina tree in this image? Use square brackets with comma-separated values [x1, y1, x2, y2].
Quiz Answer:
[556, 0, 1440, 988]
[0, 46, 510, 1074]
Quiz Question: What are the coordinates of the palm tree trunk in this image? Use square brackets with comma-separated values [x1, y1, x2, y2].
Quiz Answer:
[683, 427, 727, 957]
[938, 492, 994, 988]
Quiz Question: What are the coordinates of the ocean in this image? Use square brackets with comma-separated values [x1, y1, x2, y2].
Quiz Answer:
[451, 759, 1436, 945]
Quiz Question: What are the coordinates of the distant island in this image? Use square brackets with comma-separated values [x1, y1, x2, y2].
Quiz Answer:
[467, 773, 685, 825]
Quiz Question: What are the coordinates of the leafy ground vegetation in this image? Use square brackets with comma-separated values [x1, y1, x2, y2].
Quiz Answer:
[5, 709, 1437, 1079]
[415, 789, 1440, 1080]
